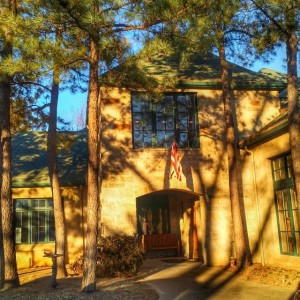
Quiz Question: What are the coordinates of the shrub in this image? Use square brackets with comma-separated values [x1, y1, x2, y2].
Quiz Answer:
[70, 234, 145, 278]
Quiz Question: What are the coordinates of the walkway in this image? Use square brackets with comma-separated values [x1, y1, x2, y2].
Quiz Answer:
[137, 258, 297, 300]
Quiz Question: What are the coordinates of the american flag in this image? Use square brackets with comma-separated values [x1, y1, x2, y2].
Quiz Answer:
[171, 141, 182, 181]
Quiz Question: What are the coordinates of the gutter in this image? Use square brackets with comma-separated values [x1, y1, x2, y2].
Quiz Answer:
[177, 80, 286, 90]
[12, 180, 86, 188]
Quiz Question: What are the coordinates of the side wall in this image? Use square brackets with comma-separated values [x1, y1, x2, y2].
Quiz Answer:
[241, 132, 300, 269]
[12, 186, 85, 269]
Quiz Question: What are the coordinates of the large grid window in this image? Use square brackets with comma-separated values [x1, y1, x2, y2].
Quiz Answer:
[132, 92, 199, 149]
[14, 198, 55, 244]
[272, 154, 300, 256]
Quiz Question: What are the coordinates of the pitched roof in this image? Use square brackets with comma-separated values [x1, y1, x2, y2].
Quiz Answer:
[11, 130, 87, 187]
[239, 111, 288, 149]
[103, 49, 287, 91]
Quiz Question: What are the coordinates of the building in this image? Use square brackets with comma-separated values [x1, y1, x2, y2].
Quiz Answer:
[12, 49, 297, 270]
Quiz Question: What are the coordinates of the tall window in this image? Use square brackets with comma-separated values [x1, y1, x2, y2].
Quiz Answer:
[132, 92, 199, 149]
[272, 154, 300, 256]
[14, 198, 55, 244]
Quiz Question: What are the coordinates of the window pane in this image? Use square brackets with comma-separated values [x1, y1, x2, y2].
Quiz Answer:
[288, 236, 294, 252]
[16, 211, 22, 227]
[32, 226, 39, 242]
[281, 232, 288, 252]
[276, 191, 283, 210]
[134, 132, 143, 148]
[132, 95, 150, 112]
[179, 132, 188, 147]
[278, 211, 286, 230]
[177, 96, 188, 112]
[273, 158, 286, 181]
[178, 115, 188, 130]
[22, 228, 29, 244]
[32, 199, 46, 208]
[291, 188, 299, 231]
[291, 188, 298, 209]
[165, 117, 174, 130]
[287, 155, 294, 178]
[32, 211, 46, 242]
[143, 131, 152, 147]
[15, 228, 22, 244]
[293, 211, 299, 232]
[133, 113, 143, 130]
[164, 96, 173, 113]
[156, 98, 165, 112]
[49, 211, 55, 241]
[156, 116, 165, 130]
[15, 199, 29, 209]
[157, 131, 166, 147]
[39, 211, 46, 226]
[143, 113, 152, 130]
[32, 211, 38, 226]
[47, 199, 54, 208]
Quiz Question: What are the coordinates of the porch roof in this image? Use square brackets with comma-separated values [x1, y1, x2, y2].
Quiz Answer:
[239, 111, 288, 149]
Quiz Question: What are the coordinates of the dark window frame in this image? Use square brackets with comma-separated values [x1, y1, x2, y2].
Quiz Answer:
[271, 154, 300, 256]
[131, 92, 199, 149]
[14, 198, 55, 244]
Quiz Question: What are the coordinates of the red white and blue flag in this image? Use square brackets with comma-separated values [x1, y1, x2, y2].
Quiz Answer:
[171, 141, 182, 181]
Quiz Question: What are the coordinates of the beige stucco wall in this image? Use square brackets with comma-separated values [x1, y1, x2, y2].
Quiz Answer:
[99, 86, 282, 266]
[12, 186, 85, 269]
[241, 132, 300, 269]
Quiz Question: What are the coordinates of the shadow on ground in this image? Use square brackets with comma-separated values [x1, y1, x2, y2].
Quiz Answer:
[0, 257, 298, 300]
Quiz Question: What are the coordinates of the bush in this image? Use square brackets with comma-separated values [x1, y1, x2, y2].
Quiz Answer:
[70, 234, 145, 278]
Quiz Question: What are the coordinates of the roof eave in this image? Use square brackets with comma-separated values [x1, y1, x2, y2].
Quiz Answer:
[177, 80, 286, 90]
[239, 120, 289, 149]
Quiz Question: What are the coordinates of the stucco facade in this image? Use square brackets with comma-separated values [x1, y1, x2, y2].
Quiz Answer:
[99, 86, 283, 266]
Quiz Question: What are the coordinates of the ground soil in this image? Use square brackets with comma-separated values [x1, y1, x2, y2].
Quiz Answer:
[0, 262, 299, 299]
[0, 266, 159, 300]
[227, 263, 300, 289]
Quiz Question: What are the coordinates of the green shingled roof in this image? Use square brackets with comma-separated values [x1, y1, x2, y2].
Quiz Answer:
[103, 49, 287, 91]
[11, 130, 87, 187]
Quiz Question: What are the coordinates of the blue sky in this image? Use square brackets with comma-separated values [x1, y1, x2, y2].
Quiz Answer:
[250, 47, 287, 73]
[58, 47, 288, 127]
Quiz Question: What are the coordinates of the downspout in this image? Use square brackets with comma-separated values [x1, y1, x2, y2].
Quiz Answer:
[244, 146, 265, 266]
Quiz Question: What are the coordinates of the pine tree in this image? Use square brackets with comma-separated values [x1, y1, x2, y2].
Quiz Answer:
[244, 0, 300, 243]
[0, 0, 20, 289]
[53, 0, 183, 292]
[161, 0, 253, 268]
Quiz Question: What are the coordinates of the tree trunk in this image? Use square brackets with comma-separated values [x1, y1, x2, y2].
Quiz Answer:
[286, 32, 300, 224]
[218, 37, 252, 268]
[0, 34, 19, 289]
[81, 36, 100, 293]
[47, 71, 67, 278]
[0, 0, 20, 289]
